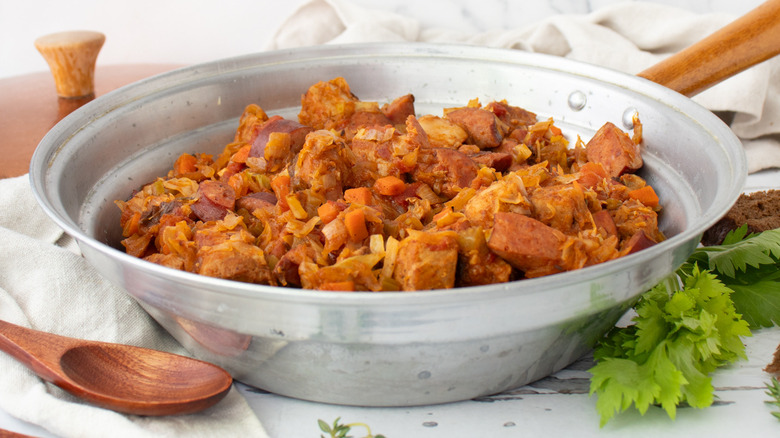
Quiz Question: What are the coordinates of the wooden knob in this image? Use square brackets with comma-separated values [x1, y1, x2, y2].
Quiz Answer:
[35, 31, 105, 99]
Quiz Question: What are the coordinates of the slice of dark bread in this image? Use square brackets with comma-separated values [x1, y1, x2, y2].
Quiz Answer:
[701, 189, 780, 246]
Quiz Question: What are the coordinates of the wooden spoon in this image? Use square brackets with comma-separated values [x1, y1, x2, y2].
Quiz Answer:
[0, 319, 233, 416]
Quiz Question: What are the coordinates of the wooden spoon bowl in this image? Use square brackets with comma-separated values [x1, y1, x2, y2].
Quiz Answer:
[0, 319, 233, 416]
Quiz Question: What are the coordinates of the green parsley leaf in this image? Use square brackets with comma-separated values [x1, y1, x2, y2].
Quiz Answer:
[687, 227, 780, 329]
[588, 266, 750, 426]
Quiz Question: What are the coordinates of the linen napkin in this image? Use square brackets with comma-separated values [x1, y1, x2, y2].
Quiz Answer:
[0, 174, 269, 437]
[268, 0, 780, 174]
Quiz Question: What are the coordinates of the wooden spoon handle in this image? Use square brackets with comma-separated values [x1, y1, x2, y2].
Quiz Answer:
[0, 319, 71, 383]
[638, 0, 780, 97]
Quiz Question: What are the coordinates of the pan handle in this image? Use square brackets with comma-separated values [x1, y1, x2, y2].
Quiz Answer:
[637, 0, 780, 97]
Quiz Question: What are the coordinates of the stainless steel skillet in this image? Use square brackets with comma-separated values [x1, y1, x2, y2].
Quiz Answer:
[28, 1, 780, 406]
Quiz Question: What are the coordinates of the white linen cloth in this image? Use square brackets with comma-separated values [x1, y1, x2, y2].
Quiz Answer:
[0, 174, 269, 437]
[1, 1, 778, 437]
[269, 0, 780, 173]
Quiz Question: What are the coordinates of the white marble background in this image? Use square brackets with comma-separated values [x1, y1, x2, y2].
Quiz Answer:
[0, 0, 765, 79]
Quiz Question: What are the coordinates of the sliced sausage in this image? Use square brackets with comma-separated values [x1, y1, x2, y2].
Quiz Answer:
[487, 212, 567, 276]
[445, 107, 505, 149]
[346, 111, 392, 137]
[236, 191, 278, 213]
[585, 122, 642, 178]
[485, 101, 537, 128]
[381, 94, 415, 125]
[249, 115, 313, 159]
[414, 148, 479, 199]
[191, 180, 236, 222]
[592, 209, 618, 238]
[468, 151, 513, 172]
[622, 230, 657, 255]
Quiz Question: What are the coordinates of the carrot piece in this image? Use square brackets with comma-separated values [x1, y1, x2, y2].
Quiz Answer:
[581, 161, 607, 177]
[271, 175, 291, 210]
[628, 185, 659, 208]
[123, 212, 141, 236]
[549, 125, 562, 137]
[173, 153, 198, 176]
[432, 206, 453, 222]
[320, 281, 356, 291]
[344, 187, 373, 205]
[344, 209, 369, 242]
[318, 201, 341, 224]
[577, 161, 608, 187]
[231, 144, 251, 164]
[373, 176, 406, 196]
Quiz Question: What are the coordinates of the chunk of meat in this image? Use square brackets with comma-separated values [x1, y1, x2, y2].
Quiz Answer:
[249, 115, 313, 160]
[484, 101, 537, 128]
[622, 230, 657, 255]
[393, 230, 459, 290]
[394, 115, 432, 158]
[144, 253, 185, 270]
[585, 122, 642, 178]
[612, 199, 663, 242]
[445, 107, 505, 149]
[468, 151, 513, 172]
[233, 104, 269, 144]
[529, 183, 591, 234]
[381, 94, 415, 125]
[139, 200, 188, 231]
[348, 127, 399, 186]
[298, 77, 357, 130]
[413, 148, 478, 199]
[455, 226, 513, 287]
[292, 130, 352, 201]
[273, 243, 317, 286]
[236, 192, 277, 213]
[487, 212, 567, 277]
[592, 209, 618, 238]
[191, 180, 236, 222]
[197, 241, 274, 284]
[345, 110, 393, 138]
[462, 173, 532, 229]
[417, 114, 468, 149]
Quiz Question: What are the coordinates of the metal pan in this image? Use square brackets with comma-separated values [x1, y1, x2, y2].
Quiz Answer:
[29, 2, 779, 406]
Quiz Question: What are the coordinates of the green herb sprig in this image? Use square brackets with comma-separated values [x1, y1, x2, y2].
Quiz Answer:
[766, 377, 780, 420]
[319, 417, 386, 438]
[588, 226, 780, 426]
[687, 227, 780, 328]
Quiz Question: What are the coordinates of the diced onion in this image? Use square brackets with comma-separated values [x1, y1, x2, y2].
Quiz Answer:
[416, 184, 443, 204]
[370, 234, 385, 254]
[286, 194, 308, 220]
[381, 236, 400, 280]
[444, 187, 476, 210]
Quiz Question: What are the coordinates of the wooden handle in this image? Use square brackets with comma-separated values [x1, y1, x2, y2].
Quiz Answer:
[638, 0, 780, 97]
[34, 30, 105, 99]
